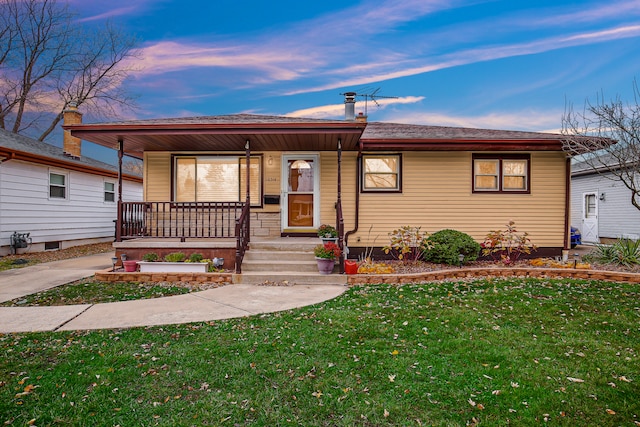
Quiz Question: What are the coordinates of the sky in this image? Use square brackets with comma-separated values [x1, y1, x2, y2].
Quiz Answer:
[66, 0, 640, 162]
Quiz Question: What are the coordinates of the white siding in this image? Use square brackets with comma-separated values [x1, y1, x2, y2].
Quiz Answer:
[0, 159, 142, 254]
[571, 171, 640, 241]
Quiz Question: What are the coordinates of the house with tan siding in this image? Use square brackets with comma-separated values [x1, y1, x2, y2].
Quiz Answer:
[65, 96, 595, 274]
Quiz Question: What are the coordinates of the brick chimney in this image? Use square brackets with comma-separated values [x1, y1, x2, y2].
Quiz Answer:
[63, 102, 82, 158]
[344, 92, 356, 121]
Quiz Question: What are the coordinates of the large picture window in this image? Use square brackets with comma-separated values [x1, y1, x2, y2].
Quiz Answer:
[174, 156, 262, 205]
[473, 154, 530, 193]
[362, 154, 401, 192]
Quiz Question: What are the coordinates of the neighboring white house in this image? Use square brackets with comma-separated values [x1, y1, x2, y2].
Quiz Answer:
[571, 159, 640, 244]
[0, 109, 142, 255]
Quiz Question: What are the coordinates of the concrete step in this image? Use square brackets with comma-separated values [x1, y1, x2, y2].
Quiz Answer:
[241, 259, 319, 273]
[249, 238, 320, 252]
[243, 249, 313, 262]
[235, 271, 348, 286]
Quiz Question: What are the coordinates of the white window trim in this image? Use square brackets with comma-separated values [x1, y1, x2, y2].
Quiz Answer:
[104, 180, 116, 203]
[361, 154, 402, 193]
[49, 170, 69, 200]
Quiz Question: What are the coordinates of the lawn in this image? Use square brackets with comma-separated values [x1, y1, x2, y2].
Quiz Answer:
[1, 278, 638, 426]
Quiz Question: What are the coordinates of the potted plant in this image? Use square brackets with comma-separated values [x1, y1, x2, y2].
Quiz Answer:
[317, 224, 338, 243]
[137, 251, 210, 273]
[314, 242, 341, 274]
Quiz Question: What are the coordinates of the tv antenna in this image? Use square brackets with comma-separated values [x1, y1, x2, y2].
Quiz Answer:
[340, 87, 399, 116]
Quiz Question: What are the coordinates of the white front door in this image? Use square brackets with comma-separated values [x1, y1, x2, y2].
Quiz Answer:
[582, 192, 599, 243]
[282, 154, 320, 232]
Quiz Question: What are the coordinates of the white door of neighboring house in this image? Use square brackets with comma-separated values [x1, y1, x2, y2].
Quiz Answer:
[582, 192, 599, 243]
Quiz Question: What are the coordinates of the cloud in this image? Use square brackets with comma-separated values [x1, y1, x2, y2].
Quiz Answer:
[76, 6, 138, 22]
[285, 23, 640, 95]
[286, 96, 425, 119]
[382, 109, 564, 133]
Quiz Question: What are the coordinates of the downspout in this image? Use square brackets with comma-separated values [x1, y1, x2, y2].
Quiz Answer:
[337, 138, 344, 273]
[245, 139, 251, 244]
[116, 138, 124, 242]
[344, 140, 363, 250]
[563, 156, 571, 251]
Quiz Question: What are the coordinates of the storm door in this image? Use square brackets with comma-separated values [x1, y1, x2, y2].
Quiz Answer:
[282, 155, 319, 231]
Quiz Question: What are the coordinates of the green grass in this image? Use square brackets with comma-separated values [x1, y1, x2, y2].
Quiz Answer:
[1, 278, 639, 426]
[0, 258, 36, 272]
[0, 279, 207, 307]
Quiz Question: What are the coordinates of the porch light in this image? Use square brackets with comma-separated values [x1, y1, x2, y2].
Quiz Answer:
[268, 155, 273, 166]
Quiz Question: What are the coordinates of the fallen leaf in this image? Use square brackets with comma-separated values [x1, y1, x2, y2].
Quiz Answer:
[468, 398, 476, 407]
[384, 409, 390, 417]
[567, 377, 585, 383]
[388, 375, 396, 382]
[618, 376, 632, 383]
[606, 409, 616, 415]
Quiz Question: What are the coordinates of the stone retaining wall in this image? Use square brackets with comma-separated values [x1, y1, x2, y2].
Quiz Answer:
[95, 269, 233, 284]
[94, 267, 640, 286]
[347, 267, 640, 285]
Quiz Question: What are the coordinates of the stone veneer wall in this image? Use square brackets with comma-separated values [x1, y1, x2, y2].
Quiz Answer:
[251, 212, 281, 238]
[95, 269, 234, 284]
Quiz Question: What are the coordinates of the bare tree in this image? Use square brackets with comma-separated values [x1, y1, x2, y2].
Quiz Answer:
[562, 81, 640, 211]
[0, 0, 139, 140]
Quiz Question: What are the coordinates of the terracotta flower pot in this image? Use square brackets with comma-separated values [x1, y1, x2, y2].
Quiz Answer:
[123, 260, 139, 272]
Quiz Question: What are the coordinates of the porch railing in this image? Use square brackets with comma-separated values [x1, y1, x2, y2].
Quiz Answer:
[234, 202, 251, 274]
[119, 201, 246, 241]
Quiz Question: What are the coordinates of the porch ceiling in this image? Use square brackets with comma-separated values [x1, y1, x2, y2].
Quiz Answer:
[65, 116, 366, 158]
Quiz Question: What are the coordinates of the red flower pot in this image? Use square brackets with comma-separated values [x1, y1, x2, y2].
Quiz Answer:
[123, 260, 138, 272]
[344, 260, 358, 275]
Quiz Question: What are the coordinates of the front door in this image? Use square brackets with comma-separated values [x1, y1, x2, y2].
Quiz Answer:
[282, 154, 319, 232]
[582, 192, 599, 243]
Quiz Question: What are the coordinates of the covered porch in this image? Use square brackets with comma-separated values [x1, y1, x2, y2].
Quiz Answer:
[65, 115, 367, 273]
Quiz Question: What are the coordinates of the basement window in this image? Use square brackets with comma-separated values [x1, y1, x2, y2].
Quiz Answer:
[44, 241, 60, 250]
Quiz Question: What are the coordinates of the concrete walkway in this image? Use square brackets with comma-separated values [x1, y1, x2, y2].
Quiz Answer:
[0, 253, 347, 333]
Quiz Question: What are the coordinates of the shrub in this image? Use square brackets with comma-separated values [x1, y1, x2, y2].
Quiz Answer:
[382, 225, 430, 262]
[142, 252, 159, 262]
[584, 238, 640, 267]
[164, 252, 186, 262]
[481, 221, 537, 264]
[424, 229, 481, 265]
[187, 253, 204, 263]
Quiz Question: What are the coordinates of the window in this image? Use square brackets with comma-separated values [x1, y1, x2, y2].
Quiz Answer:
[49, 172, 67, 199]
[104, 182, 115, 202]
[174, 156, 262, 206]
[473, 154, 529, 193]
[362, 154, 401, 192]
